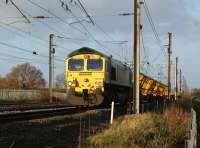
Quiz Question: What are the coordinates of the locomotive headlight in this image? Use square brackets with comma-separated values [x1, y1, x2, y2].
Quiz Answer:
[67, 80, 78, 87]
[68, 81, 72, 86]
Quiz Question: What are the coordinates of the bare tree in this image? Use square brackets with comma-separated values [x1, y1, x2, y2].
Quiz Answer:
[6, 63, 46, 89]
[0, 76, 8, 88]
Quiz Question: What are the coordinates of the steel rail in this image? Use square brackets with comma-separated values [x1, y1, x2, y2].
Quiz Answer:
[0, 106, 88, 123]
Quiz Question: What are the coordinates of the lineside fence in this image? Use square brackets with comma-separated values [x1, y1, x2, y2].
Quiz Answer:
[0, 89, 67, 102]
[185, 108, 197, 148]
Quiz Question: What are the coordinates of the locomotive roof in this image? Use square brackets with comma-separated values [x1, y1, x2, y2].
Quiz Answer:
[67, 47, 108, 58]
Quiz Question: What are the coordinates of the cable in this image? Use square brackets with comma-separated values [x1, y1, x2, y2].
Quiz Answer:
[8, 0, 31, 23]
[0, 21, 48, 47]
[0, 40, 66, 64]
[0, 41, 34, 54]
[0, 13, 134, 21]
[0, 6, 73, 59]
[79, 0, 127, 56]
[61, 1, 122, 58]
[0, 52, 47, 64]
[143, 0, 167, 57]
[76, 0, 94, 25]
[36, 20, 83, 48]
[142, 0, 168, 81]
[0, 21, 71, 61]
[26, 0, 94, 56]
[141, 29, 149, 61]
[27, 0, 88, 35]
[5, 5, 75, 56]
[56, 35, 128, 44]
[0, 23, 49, 49]
[141, 29, 151, 74]
[75, 0, 127, 60]
[0, 56, 64, 68]
[26, 0, 124, 59]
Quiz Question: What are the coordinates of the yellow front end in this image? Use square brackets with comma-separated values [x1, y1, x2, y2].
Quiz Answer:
[65, 54, 105, 95]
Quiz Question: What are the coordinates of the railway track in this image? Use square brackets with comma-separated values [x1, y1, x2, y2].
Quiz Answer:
[0, 99, 165, 123]
[0, 106, 89, 123]
[0, 103, 72, 112]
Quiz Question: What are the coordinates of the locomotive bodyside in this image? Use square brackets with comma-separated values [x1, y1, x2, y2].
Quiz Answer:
[104, 58, 132, 104]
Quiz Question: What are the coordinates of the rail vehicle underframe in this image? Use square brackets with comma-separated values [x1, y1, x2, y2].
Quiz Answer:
[65, 82, 131, 106]
[65, 82, 166, 108]
[64, 72, 168, 107]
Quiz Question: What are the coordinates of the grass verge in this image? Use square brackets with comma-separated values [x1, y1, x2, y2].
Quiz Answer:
[87, 107, 191, 148]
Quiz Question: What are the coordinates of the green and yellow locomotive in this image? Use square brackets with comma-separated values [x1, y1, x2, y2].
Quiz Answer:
[65, 47, 132, 106]
[65, 47, 168, 106]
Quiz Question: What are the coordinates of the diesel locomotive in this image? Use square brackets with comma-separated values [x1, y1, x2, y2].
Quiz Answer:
[65, 47, 168, 106]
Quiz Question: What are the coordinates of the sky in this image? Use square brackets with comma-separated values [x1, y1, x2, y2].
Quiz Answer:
[0, 0, 199, 88]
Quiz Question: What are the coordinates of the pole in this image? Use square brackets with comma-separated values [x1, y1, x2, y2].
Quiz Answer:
[133, 0, 141, 114]
[49, 34, 54, 103]
[176, 57, 179, 99]
[110, 101, 114, 124]
[168, 33, 172, 100]
[183, 75, 185, 96]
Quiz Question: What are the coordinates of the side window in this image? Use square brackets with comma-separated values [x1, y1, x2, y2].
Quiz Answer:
[111, 66, 116, 81]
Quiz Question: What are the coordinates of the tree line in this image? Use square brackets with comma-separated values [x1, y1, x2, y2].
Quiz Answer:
[192, 88, 200, 96]
[0, 63, 46, 89]
[0, 63, 66, 89]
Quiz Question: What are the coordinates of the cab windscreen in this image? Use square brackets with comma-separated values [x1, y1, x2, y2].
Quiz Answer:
[87, 59, 103, 70]
[68, 59, 84, 71]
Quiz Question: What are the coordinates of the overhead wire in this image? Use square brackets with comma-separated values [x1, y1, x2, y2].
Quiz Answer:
[2, 1, 135, 66]
[33, 16, 129, 56]
[77, 0, 129, 61]
[16, 6, 74, 64]
[0, 21, 69, 61]
[78, 0, 126, 54]
[56, 35, 128, 44]
[143, 0, 167, 59]
[0, 5, 74, 59]
[7, 0, 31, 23]
[61, 0, 123, 59]
[76, 0, 94, 25]
[0, 12, 134, 21]
[0, 40, 35, 54]
[0, 21, 48, 47]
[5, 4, 76, 55]
[27, 0, 88, 36]
[0, 22, 49, 49]
[26, 0, 94, 56]
[26, 0, 126, 59]
[141, 0, 168, 82]
[74, 0, 127, 59]
[0, 52, 48, 65]
[0, 40, 65, 63]
[140, 28, 151, 74]
[0, 56, 64, 68]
